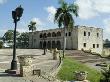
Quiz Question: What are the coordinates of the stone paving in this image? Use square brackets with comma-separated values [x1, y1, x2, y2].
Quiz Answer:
[0, 49, 60, 82]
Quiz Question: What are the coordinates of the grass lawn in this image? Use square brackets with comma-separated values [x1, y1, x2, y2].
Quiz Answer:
[57, 57, 102, 82]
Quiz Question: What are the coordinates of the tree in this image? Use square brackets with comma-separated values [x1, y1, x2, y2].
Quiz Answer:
[54, 0, 79, 57]
[3, 30, 20, 43]
[104, 39, 110, 48]
[28, 21, 36, 48]
[17, 32, 29, 48]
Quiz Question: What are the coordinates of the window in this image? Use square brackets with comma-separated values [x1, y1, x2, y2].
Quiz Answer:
[47, 33, 51, 37]
[40, 34, 42, 38]
[88, 32, 90, 36]
[97, 33, 99, 37]
[69, 32, 71, 36]
[57, 31, 61, 36]
[83, 43, 86, 47]
[52, 32, 56, 37]
[97, 44, 99, 48]
[84, 31, 86, 36]
[93, 44, 95, 48]
[66, 33, 67, 36]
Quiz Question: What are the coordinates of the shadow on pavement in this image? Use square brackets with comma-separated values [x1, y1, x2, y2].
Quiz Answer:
[0, 72, 20, 77]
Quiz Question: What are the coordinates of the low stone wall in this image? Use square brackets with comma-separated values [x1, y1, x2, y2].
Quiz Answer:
[102, 48, 110, 57]
[18, 55, 34, 77]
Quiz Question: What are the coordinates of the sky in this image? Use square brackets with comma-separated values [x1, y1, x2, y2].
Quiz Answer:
[0, 0, 110, 40]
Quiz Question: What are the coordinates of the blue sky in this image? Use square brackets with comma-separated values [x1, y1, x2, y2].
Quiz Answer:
[0, 0, 110, 40]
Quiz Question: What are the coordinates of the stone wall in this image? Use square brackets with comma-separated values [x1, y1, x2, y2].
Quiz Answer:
[102, 48, 110, 57]
[78, 26, 103, 54]
[29, 26, 103, 54]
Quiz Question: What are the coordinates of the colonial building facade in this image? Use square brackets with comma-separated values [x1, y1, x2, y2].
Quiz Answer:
[29, 25, 103, 54]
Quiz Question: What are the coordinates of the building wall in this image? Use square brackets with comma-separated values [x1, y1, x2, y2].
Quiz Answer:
[77, 26, 103, 54]
[29, 26, 103, 54]
[71, 27, 78, 49]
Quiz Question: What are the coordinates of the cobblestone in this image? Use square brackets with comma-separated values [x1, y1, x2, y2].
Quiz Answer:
[0, 49, 60, 82]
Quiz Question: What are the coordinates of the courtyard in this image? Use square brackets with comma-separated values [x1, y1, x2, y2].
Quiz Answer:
[0, 49, 60, 82]
[0, 49, 109, 82]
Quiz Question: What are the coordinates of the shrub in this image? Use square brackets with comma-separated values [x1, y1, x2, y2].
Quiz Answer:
[100, 65, 110, 82]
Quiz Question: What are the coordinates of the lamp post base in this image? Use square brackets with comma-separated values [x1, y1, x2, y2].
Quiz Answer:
[5, 69, 19, 75]
[5, 60, 18, 74]
[11, 60, 17, 70]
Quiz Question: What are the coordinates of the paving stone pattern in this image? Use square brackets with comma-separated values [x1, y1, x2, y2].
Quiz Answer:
[0, 49, 60, 82]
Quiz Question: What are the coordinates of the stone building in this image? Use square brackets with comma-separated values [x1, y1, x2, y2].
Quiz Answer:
[29, 25, 103, 54]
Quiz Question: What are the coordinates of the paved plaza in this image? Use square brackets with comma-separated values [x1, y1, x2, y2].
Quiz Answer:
[0, 49, 60, 82]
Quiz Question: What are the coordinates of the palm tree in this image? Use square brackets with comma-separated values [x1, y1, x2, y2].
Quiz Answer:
[28, 21, 36, 48]
[54, 0, 79, 58]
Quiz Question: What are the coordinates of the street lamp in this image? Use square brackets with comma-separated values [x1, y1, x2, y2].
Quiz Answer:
[42, 33, 47, 55]
[11, 5, 23, 70]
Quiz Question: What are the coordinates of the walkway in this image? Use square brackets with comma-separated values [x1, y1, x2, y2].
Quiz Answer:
[0, 49, 60, 82]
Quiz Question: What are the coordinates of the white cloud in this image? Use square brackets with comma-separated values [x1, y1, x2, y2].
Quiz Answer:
[0, 0, 7, 4]
[75, 0, 110, 19]
[17, 29, 28, 33]
[31, 18, 43, 26]
[103, 18, 110, 39]
[45, 6, 56, 22]
[17, 21, 28, 33]
[75, 0, 99, 19]
[93, 0, 110, 13]
[31, 17, 45, 31]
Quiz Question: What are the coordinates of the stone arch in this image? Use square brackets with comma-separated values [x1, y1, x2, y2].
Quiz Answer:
[52, 32, 56, 37]
[47, 41, 51, 49]
[57, 41, 61, 49]
[43, 41, 47, 49]
[47, 32, 51, 37]
[52, 41, 56, 49]
[57, 31, 61, 37]
[40, 33, 42, 38]
[43, 33, 47, 38]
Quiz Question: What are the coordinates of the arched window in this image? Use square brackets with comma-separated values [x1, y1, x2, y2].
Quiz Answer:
[40, 33, 42, 38]
[43, 33, 47, 38]
[52, 32, 56, 37]
[57, 31, 61, 36]
[57, 41, 61, 49]
[47, 41, 51, 49]
[68, 32, 71, 36]
[52, 41, 56, 48]
[47, 32, 51, 37]
[84, 31, 86, 36]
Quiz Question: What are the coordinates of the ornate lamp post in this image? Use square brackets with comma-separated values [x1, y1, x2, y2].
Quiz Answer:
[11, 5, 23, 70]
[42, 34, 47, 55]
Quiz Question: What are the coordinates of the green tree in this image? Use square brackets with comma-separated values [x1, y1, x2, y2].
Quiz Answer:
[3, 30, 20, 43]
[54, 0, 79, 57]
[104, 39, 110, 48]
[28, 21, 36, 48]
[17, 32, 29, 48]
